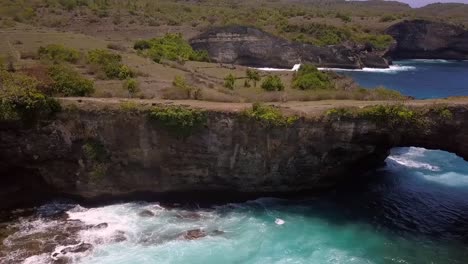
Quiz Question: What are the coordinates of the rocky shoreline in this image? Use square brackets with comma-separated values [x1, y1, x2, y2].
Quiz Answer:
[190, 20, 468, 69]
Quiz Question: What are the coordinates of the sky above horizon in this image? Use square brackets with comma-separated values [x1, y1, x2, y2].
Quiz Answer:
[399, 0, 468, 7]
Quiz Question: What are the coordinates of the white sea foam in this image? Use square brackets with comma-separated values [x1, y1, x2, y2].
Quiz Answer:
[318, 64, 416, 74]
[419, 172, 468, 187]
[255, 64, 301, 72]
[387, 155, 441, 171]
[405, 59, 453, 63]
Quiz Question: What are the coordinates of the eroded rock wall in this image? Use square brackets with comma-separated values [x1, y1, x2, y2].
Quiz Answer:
[1, 104, 467, 208]
[386, 20, 468, 60]
[190, 26, 389, 69]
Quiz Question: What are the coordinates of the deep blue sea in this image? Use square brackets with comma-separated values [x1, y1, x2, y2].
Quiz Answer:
[332, 60, 468, 99]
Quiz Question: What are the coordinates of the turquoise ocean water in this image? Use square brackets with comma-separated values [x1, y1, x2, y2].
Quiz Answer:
[18, 147, 468, 264]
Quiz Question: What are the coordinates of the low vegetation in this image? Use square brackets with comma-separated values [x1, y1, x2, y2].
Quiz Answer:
[38, 44, 81, 64]
[292, 64, 331, 90]
[148, 106, 206, 136]
[134, 34, 209, 63]
[48, 64, 94, 96]
[82, 140, 109, 182]
[282, 22, 394, 50]
[224, 74, 235, 90]
[326, 104, 430, 128]
[123, 78, 139, 98]
[242, 103, 298, 127]
[0, 70, 60, 121]
[246, 69, 261, 87]
[87, 49, 134, 80]
[261, 75, 284, 91]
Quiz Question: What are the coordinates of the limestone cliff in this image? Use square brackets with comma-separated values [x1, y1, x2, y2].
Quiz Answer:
[386, 20, 468, 60]
[1, 100, 467, 209]
[190, 26, 389, 69]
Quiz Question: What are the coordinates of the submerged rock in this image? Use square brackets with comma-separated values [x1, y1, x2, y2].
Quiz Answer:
[138, 210, 155, 217]
[183, 229, 207, 240]
[88, 222, 108, 229]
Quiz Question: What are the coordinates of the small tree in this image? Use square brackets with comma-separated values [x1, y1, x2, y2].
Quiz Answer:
[173, 75, 192, 98]
[123, 78, 139, 98]
[224, 74, 235, 90]
[246, 68, 260, 87]
[261, 75, 284, 91]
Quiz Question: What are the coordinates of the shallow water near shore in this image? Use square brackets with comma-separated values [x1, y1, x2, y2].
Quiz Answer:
[2, 147, 468, 263]
[336, 60, 468, 99]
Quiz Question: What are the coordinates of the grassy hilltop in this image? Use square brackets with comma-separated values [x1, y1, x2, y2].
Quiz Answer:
[1, 0, 467, 118]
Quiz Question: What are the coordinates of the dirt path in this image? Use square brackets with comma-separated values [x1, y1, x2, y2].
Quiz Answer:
[58, 97, 468, 116]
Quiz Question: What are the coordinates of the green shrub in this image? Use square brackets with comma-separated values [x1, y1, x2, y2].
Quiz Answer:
[123, 78, 139, 98]
[133, 40, 152, 50]
[358, 104, 425, 128]
[224, 74, 235, 90]
[325, 105, 426, 128]
[379, 15, 397, 22]
[371, 87, 405, 100]
[148, 106, 206, 137]
[353, 34, 394, 51]
[261, 75, 284, 91]
[38, 44, 81, 63]
[134, 33, 209, 63]
[48, 65, 94, 96]
[120, 101, 139, 112]
[246, 69, 260, 87]
[87, 49, 134, 79]
[242, 103, 297, 126]
[0, 70, 60, 121]
[292, 64, 331, 90]
[87, 49, 121, 65]
[282, 23, 352, 46]
[336, 13, 351, 23]
[82, 140, 108, 162]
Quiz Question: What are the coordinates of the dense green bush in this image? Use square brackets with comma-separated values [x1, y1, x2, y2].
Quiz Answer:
[242, 103, 297, 126]
[292, 64, 331, 90]
[87, 49, 134, 80]
[48, 65, 94, 96]
[149, 106, 206, 137]
[261, 75, 284, 91]
[134, 34, 209, 63]
[0, 70, 60, 121]
[38, 44, 81, 63]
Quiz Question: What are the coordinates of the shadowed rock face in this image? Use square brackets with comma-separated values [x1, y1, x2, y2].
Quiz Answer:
[190, 26, 389, 69]
[1, 103, 468, 209]
[386, 19, 468, 60]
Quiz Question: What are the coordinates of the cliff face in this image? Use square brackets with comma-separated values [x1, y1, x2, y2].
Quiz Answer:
[386, 20, 468, 60]
[1, 102, 468, 209]
[190, 26, 389, 69]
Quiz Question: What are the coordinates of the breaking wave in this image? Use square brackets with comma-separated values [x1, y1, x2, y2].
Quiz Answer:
[318, 64, 416, 73]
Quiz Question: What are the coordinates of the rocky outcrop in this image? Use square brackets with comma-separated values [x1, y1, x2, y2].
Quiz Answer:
[386, 19, 468, 60]
[190, 26, 389, 69]
[1, 100, 468, 209]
